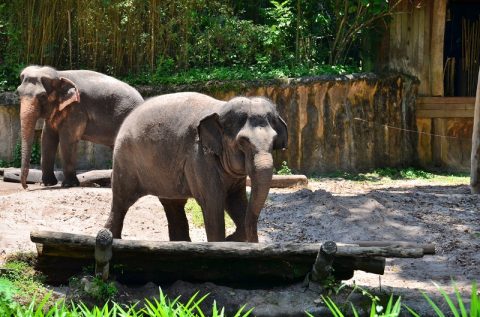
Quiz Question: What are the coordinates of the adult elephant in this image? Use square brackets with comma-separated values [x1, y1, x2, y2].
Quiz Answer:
[16, 65, 144, 189]
[104, 92, 288, 242]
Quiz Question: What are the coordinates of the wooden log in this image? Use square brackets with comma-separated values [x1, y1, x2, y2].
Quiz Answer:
[77, 170, 112, 187]
[31, 231, 426, 259]
[2, 168, 110, 187]
[247, 175, 308, 188]
[4, 169, 303, 189]
[310, 241, 337, 282]
[471, 67, 480, 194]
[355, 241, 435, 255]
[3, 168, 64, 184]
[30, 231, 429, 285]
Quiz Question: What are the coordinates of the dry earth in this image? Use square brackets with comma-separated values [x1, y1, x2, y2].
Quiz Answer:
[1, 176, 479, 315]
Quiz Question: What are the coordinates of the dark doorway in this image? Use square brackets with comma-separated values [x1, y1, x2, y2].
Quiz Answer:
[444, 0, 480, 96]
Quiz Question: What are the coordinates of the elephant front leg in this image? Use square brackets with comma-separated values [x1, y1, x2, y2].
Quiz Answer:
[59, 139, 80, 187]
[194, 194, 226, 242]
[41, 125, 59, 186]
[225, 183, 248, 242]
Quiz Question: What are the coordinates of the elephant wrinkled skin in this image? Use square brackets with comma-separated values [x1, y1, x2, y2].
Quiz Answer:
[104, 92, 288, 242]
[16, 65, 144, 188]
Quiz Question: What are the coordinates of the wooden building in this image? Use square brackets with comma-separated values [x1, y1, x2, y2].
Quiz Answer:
[385, 0, 479, 171]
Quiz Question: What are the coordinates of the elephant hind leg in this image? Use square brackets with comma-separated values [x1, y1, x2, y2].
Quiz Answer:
[159, 198, 190, 241]
[105, 173, 141, 239]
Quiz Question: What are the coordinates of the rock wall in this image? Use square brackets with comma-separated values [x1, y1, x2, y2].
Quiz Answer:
[139, 73, 419, 174]
[0, 73, 419, 174]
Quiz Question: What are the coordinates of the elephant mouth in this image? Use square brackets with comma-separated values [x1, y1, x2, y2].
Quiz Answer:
[221, 153, 247, 178]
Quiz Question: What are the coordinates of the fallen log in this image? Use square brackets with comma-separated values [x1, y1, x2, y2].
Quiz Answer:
[2, 168, 110, 187]
[31, 231, 432, 286]
[4, 169, 305, 188]
[77, 170, 111, 187]
[355, 241, 435, 255]
[247, 174, 308, 188]
[3, 168, 64, 184]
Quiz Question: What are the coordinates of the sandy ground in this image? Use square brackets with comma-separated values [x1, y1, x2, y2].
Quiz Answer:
[1, 176, 479, 315]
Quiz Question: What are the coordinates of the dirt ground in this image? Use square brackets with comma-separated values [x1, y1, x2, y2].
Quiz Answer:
[1, 175, 479, 315]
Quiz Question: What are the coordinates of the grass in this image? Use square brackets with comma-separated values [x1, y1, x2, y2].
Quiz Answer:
[314, 167, 469, 185]
[0, 253, 49, 307]
[185, 199, 235, 229]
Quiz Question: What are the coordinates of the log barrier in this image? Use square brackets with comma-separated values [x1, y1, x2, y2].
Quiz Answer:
[30, 230, 434, 287]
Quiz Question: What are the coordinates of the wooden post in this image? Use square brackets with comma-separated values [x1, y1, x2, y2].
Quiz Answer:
[95, 229, 113, 281]
[310, 241, 337, 282]
[430, 0, 447, 96]
[471, 67, 480, 194]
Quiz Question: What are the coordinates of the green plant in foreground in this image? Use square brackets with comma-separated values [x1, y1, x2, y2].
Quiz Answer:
[0, 289, 254, 317]
[306, 291, 401, 317]
[405, 281, 479, 317]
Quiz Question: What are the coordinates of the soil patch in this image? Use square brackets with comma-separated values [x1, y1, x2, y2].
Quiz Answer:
[1, 176, 479, 315]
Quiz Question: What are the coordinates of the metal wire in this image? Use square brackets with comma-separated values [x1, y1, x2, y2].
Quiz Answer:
[353, 117, 472, 141]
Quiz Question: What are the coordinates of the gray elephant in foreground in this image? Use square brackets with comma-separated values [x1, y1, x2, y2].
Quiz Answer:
[16, 65, 144, 189]
[104, 92, 288, 242]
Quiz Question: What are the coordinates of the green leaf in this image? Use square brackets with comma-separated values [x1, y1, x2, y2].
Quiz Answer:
[433, 282, 460, 317]
[422, 291, 446, 317]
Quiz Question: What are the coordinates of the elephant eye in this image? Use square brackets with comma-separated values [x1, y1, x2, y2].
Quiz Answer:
[41, 77, 53, 93]
[249, 115, 268, 127]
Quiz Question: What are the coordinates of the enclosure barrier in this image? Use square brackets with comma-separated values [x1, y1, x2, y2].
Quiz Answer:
[30, 230, 434, 287]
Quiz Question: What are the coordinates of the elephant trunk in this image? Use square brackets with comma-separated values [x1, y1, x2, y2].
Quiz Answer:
[20, 98, 41, 189]
[245, 152, 274, 242]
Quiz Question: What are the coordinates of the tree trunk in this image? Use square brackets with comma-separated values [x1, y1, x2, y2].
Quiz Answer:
[471, 67, 480, 194]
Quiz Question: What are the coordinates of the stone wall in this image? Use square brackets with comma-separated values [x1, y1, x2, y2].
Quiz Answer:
[0, 73, 419, 174]
[139, 73, 419, 174]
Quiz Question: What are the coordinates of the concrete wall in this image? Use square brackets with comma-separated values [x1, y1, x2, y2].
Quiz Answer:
[0, 73, 420, 174]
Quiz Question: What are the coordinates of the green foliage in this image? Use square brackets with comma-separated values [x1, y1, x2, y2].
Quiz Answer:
[1, 253, 48, 307]
[124, 63, 358, 87]
[1, 0, 381, 90]
[306, 285, 402, 317]
[90, 278, 118, 303]
[0, 289, 254, 317]
[276, 161, 293, 175]
[405, 281, 480, 317]
[0, 140, 41, 168]
[0, 3, 24, 92]
[185, 198, 235, 229]
[315, 167, 468, 184]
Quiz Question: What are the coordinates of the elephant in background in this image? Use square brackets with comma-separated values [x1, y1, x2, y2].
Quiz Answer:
[16, 65, 144, 189]
[104, 92, 288, 242]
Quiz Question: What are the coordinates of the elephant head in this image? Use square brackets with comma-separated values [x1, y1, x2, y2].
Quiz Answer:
[16, 65, 80, 189]
[198, 97, 288, 242]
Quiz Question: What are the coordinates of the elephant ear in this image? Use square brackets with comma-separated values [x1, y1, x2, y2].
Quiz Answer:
[58, 77, 80, 111]
[273, 116, 288, 150]
[198, 113, 223, 156]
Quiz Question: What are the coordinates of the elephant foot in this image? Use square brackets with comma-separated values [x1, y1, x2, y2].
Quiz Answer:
[42, 174, 58, 187]
[61, 176, 80, 188]
[226, 230, 247, 242]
